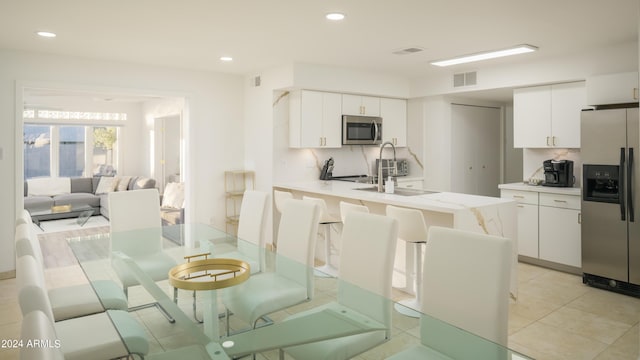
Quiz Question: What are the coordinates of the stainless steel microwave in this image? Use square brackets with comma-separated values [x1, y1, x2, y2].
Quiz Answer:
[342, 115, 382, 145]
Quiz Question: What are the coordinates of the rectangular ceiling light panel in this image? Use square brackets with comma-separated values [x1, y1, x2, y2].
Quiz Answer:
[431, 44, 537, 67]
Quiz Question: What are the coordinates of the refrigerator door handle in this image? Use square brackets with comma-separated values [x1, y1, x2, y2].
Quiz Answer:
[620, 147, 626, 221]
[629, 147, 634, 222]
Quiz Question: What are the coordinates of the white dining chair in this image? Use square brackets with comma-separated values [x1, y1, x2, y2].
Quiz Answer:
[17, 255, 149, 360]
[108, 188, 178, 322]
[387, 226, 512, 359]
[386, 205, 429, 317]
[219, 190, 268, 274]
[20, 310, 65, 360]
[273, 189, 293, 250]
[302, 195, 341, 276]
[16, 209, 33, 226]
[280, 211, 398, 359]
[222, 198, 320, 334]
[14, 222, 128, 321]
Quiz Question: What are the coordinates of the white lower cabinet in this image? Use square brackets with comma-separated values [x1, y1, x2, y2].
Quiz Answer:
[501, 189, 539, 258]
[500, 188, 581, 268]
[516, 204, 539, 258]
[539, 193, 581, 268]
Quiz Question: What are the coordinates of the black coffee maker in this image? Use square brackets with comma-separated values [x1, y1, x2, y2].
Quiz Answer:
[542, 159, 575, 187]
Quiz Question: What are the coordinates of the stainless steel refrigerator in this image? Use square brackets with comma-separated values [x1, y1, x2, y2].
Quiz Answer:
[581, 107, 640, 296]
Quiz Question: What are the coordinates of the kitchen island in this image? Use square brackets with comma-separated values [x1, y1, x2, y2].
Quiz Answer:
[273, 180, 518, 300]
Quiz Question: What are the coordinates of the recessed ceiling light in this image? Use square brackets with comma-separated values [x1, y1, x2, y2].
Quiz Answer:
[326, 13, 345, 21]
[220, 56, 233, 62]
[36, 31, 57, 38]
[430, 44, 538, 67]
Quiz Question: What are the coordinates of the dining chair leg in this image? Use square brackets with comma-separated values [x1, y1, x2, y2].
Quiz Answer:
[193, 290, 203, 323]
[124, 285, 176, 323]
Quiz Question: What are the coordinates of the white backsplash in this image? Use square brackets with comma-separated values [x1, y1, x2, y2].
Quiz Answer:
[311, 146, 422, 178]
[523, 148, 582, 187]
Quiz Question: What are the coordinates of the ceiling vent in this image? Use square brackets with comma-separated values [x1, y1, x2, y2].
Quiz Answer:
[453, 71, 477, 87]
[392, 47, 425, 55]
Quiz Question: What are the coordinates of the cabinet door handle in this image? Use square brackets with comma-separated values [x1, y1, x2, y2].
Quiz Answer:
[552, 136, 557, 146]
[546, 136, 550, 146]
[633, 88, 638, 100]
[320, 137, 323, 146]
[517, 205, 524, 208]
[512, 195, 525, 199]
[578, 212, 581, 224]
[553, 199, 568, 203]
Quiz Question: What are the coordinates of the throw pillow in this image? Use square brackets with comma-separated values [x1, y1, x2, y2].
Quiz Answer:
[162, 182, 185, 209]
[95, 176, 119, 194]
[116, 176, 133, 191]
[27, 177, 71, 196]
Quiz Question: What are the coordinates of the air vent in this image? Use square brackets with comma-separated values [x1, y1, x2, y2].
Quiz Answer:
[392, 47, 425, 55]
[453, 71, 477, 87]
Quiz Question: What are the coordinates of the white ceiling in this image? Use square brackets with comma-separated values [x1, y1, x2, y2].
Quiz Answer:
[2, 0, 638, 102]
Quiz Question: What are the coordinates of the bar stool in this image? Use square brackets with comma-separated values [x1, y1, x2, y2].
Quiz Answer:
[273, 189, 293, 214]
[302, 196, 341, 277]
[339, 201, 369, 224]
[386, 205, 429, 318]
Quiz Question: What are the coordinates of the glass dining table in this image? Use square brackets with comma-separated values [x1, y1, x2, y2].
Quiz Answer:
[66, 223, 532, 360]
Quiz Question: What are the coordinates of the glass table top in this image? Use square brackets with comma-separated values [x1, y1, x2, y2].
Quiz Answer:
[66, 223, 532, 360]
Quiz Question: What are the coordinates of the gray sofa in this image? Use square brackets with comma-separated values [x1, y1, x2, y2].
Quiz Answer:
[24, 176, 156, 222]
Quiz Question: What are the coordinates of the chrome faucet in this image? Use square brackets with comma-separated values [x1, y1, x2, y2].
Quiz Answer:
[377, 141, 397, 192]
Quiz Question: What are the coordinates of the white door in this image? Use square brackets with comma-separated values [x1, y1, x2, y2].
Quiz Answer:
[451, 104, 501, 196]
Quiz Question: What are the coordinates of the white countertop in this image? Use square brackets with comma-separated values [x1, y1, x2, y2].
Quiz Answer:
[275, 180, 514, 214]
[499, 182, 581, 196]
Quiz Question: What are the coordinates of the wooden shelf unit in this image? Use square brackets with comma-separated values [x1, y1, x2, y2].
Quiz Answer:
[224, 170, 255, 235]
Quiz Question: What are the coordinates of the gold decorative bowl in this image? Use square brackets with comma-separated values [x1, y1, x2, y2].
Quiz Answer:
[169, 258, 250, 291]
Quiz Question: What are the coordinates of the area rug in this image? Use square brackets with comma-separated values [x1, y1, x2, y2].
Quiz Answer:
[32, 215, 110, 235]
[38, 226, 110, 269]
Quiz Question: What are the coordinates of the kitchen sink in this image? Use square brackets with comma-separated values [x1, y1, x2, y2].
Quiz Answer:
[354, 186, 439, 196]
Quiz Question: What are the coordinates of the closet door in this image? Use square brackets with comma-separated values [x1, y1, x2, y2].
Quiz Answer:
[451, 104, 501, 197]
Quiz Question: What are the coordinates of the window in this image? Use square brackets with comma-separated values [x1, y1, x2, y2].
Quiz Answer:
[23, 124, 120, 179]
[24, 125, 51, 178]
[59, 126, 85, 177]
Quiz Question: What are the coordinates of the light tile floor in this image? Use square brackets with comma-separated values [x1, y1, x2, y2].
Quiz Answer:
[1, 262, 639, 359]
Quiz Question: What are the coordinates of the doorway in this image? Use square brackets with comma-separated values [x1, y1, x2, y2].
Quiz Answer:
[154, 114, 182, 193]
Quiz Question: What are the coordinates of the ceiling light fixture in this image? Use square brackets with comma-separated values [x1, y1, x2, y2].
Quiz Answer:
[36, 31, 57, 38]
[326, 12, 345, 21]
[430, 44, 538, 67]
[220, 56, 233, 62]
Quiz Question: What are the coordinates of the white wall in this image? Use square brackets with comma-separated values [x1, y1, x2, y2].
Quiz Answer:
[0, 49, 244, 275]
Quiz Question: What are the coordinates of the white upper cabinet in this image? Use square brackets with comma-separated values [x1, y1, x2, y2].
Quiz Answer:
[342, 94, 380, 116]
[513, 81, 585, 148]
[587, 72, 639, 106]
[514, 86, 552, 148]
[289, 90, 342, 148]
[380, 98, 407, 147]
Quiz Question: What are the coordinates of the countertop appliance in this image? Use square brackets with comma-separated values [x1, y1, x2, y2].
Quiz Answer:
[542, 159, 574, 187]
[342, 115, 382, 145]
[581, 106, 640, 297]
[319, 157, 334, 180]
[376, 158, 409, 178]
